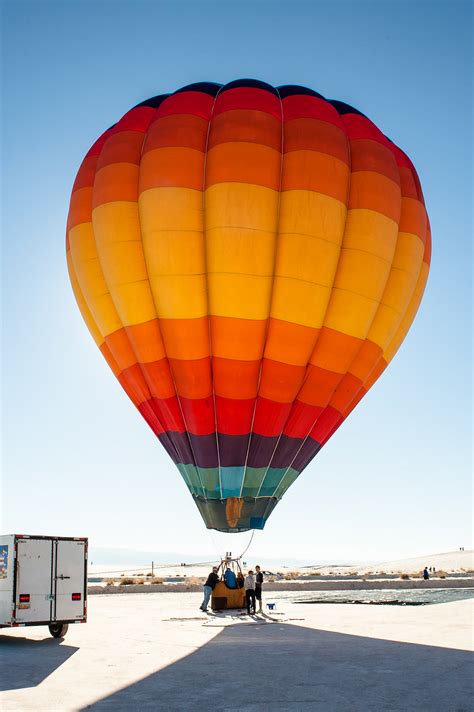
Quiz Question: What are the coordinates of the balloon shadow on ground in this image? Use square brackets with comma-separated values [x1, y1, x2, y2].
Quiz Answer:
[0, 634, 78, 691]
[81, 623, 473, 712]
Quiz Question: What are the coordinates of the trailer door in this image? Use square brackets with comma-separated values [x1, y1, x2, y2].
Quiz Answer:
[54, 539, 86, 621]
[15, 538, 53, 623]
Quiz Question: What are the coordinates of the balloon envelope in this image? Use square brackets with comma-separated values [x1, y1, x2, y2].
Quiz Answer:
[66, 79, 431, 532]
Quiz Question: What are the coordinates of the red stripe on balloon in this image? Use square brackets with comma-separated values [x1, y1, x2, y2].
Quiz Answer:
[213, 88, 281, 119]
[157, 91, 215, 120]
[215, 396, 255, 436]
[252, 397, 292, 437]
[283, 401, 325, 438]
[282, 95, 344, 128]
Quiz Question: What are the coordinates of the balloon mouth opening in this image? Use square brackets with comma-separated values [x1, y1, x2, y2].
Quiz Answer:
[192, 495, 279, 533]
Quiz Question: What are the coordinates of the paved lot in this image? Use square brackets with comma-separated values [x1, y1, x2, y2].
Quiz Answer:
[0, 593, 472, 711]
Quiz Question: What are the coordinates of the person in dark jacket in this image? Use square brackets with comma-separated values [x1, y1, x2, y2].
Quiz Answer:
[200, 566, 219, 611]
[423, 567, 429, 580]
[255, 565, 264, 612]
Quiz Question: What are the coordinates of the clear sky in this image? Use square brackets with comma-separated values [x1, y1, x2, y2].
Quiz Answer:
[1, 0, 472, 563]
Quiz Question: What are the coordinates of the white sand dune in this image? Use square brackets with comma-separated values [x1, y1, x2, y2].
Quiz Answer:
[356, 549, 474, 575]
[89, 549, 473, 580]
[312, 550, 474, 576]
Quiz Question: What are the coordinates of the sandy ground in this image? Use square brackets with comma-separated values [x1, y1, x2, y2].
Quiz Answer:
[0, 592, 472, 712]
[88, 549, 474, 581]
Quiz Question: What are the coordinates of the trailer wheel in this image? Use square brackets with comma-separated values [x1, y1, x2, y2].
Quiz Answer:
[48, 623, 69, 638]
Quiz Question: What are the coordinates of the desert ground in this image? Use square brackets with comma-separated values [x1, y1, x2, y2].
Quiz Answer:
[1, 591, 472, 711]
[87, 549, 474, 593]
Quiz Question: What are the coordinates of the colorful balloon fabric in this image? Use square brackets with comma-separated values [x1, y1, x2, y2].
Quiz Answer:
[66, 80, 431, 532]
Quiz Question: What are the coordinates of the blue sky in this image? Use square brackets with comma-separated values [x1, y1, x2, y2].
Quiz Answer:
[1, 0, 472, 562]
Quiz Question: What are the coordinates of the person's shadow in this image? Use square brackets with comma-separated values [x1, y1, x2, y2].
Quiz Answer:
[0, 635, 78, 691]
[80, 623, 473, 711]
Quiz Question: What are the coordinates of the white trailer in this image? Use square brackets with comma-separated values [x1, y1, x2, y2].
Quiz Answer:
[0, 534, 87, 638]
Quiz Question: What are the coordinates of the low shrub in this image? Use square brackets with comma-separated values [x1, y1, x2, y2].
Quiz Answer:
[437, 571, 447, 579]
[151, 577, 164, 584]
[135, 578, 145, 585]
[105, 578, 115, 586]
[120, 578, 135, 586]
[185, 576, 201, 585]
[401, 573, 410, 580]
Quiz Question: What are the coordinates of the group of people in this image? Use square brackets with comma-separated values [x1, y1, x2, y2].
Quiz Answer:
[200, 564, 264, 614]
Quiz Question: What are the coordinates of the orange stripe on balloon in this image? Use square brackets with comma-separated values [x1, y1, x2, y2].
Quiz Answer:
[265, 319, 319, 367]
[124, 320, 166, 363]
[96, 131, 144, 169]
[399, 198, 427, 242]
[258, 359, 306, 403]
[206, 142, 281, 190]
[281, 150, 349, 203]
[139, 360, 176, 399]
[212, 357, 260, 399]
[67, 187, 93, 232]
[423, 223, 432, 264]
[105, 328, 142, 371]
[350, 138, 401, 184]
[72, 155, 98, 192]
[210, 316, 267, 361]
[348, 171, 401, 222]
[329, 372, 364, 413]
[398, 166, 419, 199]
[283, 118, 349, 163]
[346, 339, 383, 383]
[140, 146, 204, 191]
[208, 109, 281, 151]
[143, 114, 209, 152]
[158, 317, 209, 360]
[297, 365, 343, 407]
[92, 163, 139, 207]
[168, 357, 212, 399]
[99, 342, 121, 378]
[310, 327, 363, 373]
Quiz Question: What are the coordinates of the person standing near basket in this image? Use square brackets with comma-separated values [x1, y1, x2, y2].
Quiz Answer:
[255, 565, 264, 613]
[244, 570, 256, 614]
[200, 566, 219, 612]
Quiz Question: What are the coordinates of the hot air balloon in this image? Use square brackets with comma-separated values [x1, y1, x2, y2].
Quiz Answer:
[66, 79, 431, 533]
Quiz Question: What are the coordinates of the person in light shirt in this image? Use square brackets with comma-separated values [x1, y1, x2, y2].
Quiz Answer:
[244, 570, 256, 614]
